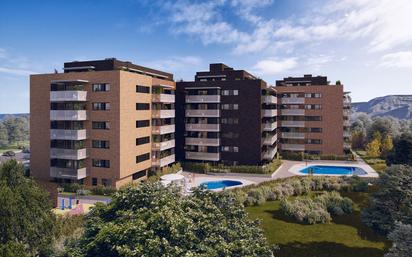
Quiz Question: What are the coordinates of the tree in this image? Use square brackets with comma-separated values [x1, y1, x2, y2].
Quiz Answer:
[66, 183, 272, 256]
[2, 116, 29, 144]
[366, 132, 381, 157]
[385, 222, 412, 257]
[362, 165, 412, 234]
[387, 132, 412, 165]
[367, 117, 397, 141]
[0, 160, 57, 257]
[0, 123, 8, 147]
[351, 130, 366, 149]
[381, 135, 394, 158]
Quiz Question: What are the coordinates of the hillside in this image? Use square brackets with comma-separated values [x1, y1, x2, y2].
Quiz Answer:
[352, 95, 412, 120]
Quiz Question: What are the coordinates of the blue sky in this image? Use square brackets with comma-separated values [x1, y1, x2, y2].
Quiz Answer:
[1, 0, 411, 113]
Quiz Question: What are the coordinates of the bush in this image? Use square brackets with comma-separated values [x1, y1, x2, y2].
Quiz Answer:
[316, 191, 353, 215]
[89, 185, 116, 196]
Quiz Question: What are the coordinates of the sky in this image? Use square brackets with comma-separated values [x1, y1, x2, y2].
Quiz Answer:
[0, 0, 411, 113]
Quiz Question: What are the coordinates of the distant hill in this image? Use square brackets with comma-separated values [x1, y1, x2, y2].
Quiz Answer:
[0, 113, 29, 121]
[352, 95, 412, 120]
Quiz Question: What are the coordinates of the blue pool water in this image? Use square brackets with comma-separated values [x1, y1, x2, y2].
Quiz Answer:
[299, 165, 367, 175]
[200, 180, 243, 189]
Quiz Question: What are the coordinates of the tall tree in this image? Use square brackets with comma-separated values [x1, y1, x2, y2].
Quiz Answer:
[381, 135, 394, 158]
[0, 160, 57, 257]
[66, 183, 272, 257]
[385, 222, 412, 257]
[362, 165, 412, 234]
[366, 132, 381, 157]
[387, 132, 412, 165]
[0, 123, 8, 147]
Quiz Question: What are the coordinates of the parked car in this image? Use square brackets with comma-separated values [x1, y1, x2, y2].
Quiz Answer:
[2, 151, 16, 157]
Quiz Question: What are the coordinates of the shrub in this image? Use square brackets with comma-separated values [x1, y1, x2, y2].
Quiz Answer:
[316, 191, 353, 215]
[89, 185, 116, 196]
[246, 189, 266, 206]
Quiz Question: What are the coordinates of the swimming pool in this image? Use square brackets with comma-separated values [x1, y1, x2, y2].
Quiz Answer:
[299, 165, 367, 176]
[200, 180, 243, 189]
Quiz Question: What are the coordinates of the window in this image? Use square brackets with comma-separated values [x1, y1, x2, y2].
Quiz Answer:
[92, 159, 110, 168]
[305, 116, 322, 121]
[305, 93, 322, 98]
[92, 83, 110, 92]
[92, 102, 110, 111]
[305, 104, 322, 110]
[221, 90, 238, 96]
[136, 153, 150, 163]
[233, 90, 239, 95]
[308, 127, 322, 133]
[221, 146, 239, 152]
[101, 178, 111, 187]
[136, 120, 150, 128]
[92, 140, 110, 149]
[222, 132, 239, 139]
[136, 85, 150, 93]
[92, 121, 110, 130]
[136, 136, 150, 145]
[136, 103, 150, 110]
[307, 139, 322, 144]
[222, 104, 239, 110]
[92, 177, 98, 186]
[132, 169, 147, 180]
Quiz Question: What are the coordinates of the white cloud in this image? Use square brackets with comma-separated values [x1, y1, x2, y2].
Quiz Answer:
[0, 67, 36, 76]
[253, 57, 298, 74]
[380, 51, 412, 68]
[146, 56, 203, 72]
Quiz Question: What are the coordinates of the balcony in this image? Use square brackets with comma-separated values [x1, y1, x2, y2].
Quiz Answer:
[50, 91, 87, 102]
[152, 109, 175, 119]
[50, 129, 87, 140]
[281, 109, 305, 116]
[186, 151, 220, 161]
[50, 148, 88, 160]
[50, 167, 87, 180]
[281, 97, 305, 104]
[281, 132, 305, 139]
[185, 137, 220, 146]
[152, 94, 175, 103]
[344, 142, 351, 149]
[343, 120, 350, 126]
[281, 144, 305, 151]
[186, 95, 220, 103]
[262, 122, 277, 131]
[262, 134, 277, 146]
[186, 109, 220, 117]
[152, 154, 175, 167]
[343, 131, 351, 138]
[186, 123, 220, 132]
[281, 120, 305, 127]
[262, 109, 278, 117]
[50, 110, 87, 121]
[152, 125, 175, 134]
[262, 147, 277, 160]
[152, 139, 175, 151]
[262, 95, 277, 104]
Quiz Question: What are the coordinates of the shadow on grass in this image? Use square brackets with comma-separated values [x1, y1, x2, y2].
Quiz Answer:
[274, 241, 386, 257]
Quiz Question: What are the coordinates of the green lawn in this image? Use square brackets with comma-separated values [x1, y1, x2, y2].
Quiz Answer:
[0, 140, 29, 153]
[246, 191, 389, 257]
[356, 150, 387, 173]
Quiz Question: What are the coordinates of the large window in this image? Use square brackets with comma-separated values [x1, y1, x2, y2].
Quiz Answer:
[136, 85, 150, 93]
[92, 121, 110, 130]
[136, 120, 150, 128]
[136, 153, 150, 163]
[92, 140, 110, 149]
[92, 159, 110, 168]
[92, 102, 110, 111]
[136, 103, 150, 110]
[92, 83, 110, 92]
[132, 169, 147, 180]
[136, 136, 150, 145]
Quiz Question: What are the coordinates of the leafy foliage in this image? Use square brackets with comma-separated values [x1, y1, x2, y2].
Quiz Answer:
[362, 165, 412, 234]
[65, 183, 272, 257]
[0, 160, 56, 257]
[385, 222, 412, 257]
[366, 132, 382, 158]
[387, 132, 412, 165]
[0, 115, 29, 146]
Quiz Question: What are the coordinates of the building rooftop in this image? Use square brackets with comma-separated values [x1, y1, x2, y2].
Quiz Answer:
[63, 58, 174, 81]
[276, 74, 328, 86]
[194, 63, 258, 82]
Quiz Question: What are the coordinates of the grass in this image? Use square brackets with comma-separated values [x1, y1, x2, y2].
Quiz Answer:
[246, 191, 390, 257]
[356, 150, 387, 173]
[0, 140, 29, 153]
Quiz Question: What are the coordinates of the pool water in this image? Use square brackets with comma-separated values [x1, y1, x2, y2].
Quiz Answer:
[299, 165, 367, 175]
[200, 180, 243, 189]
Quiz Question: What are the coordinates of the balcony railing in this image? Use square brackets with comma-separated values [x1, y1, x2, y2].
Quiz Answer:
[185, 137, 220, 146]
[281, 132, 305, 139]
[50, 167, 87, 180]
[262, 134, 277, 146]
[262, 122, 277, 131]
[281, 97, 305, 104]
[50, 148, 88, 160]
[186, 123, 220, 132]
[50, 91, 87, 102]
[50, 129, 87, 140]
[343, 131, 351, 138]
[185, 109, 220, 117]
[281, 109, 305, 116]
[50, 110, 87, 121]
[185, 151, 220, 161]
[262, 109, 277, 117]
[262, 95, 277, 104]
[281, 144, 305, 151]
[281, 120, 305, 127]
[152, 124, 175, 134]
[344, 142, 351, 149]
[152, 139, 175, 151]
[186, 95, 221, 103]
[262, 147, 277, 160]
[152, 94, 175, 103]
[152, 154, 175, 167]
[152, 109, 175, 119]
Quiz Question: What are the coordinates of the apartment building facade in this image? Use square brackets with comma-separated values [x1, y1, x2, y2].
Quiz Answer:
[175, 63, 278, 166]
[30, 58, 176, 188]
[276, 75, 350, 155]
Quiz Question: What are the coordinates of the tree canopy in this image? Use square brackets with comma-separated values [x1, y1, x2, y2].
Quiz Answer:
[385, 222, 412, 257]
[362, 165, 412, 234]
[0, 160, 56, 257]
[387, 132, 412, 165]
[66, 183, 272, 257]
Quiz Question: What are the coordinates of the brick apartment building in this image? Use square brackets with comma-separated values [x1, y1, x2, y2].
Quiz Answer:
[30, 58, 176, 188]
[175, 63, 278, 165]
